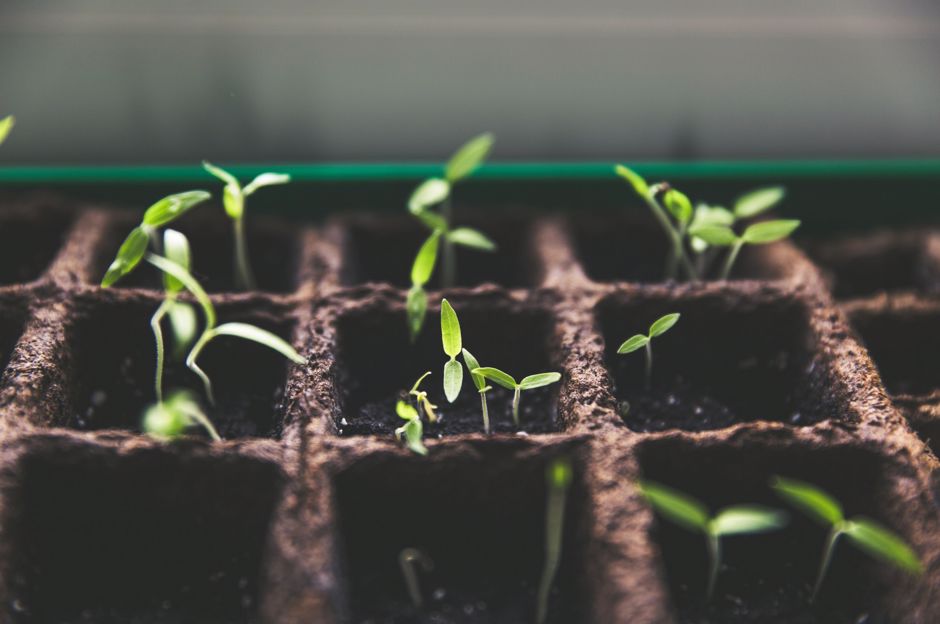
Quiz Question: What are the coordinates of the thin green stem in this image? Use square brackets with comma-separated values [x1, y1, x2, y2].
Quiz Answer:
[644, 341, 653, 391]
[180, 404, 222, 442]
[720, 239, 745, 280]
[642, 193, 698, 282]
[150, 300, 172, 402]
[512, 386, 522, 427]
[233, 217, 256, 291]
[480, 389, 490, 434]
[399, 548, 433, 609]
[706, 531, 721, 600]
[441, 196, 456, 288]
[536, 472, 569, 624]
[186, 331, 216, 406]
[812, 526, 843, 603]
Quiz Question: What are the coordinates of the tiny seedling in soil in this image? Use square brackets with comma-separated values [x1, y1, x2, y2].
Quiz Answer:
[471, 367, 561, 427]
[395, 400, 428, 456]
[409, 371, 439, 424]
[0, 114, 13, 146]
[203, 161, 291, 291]
[638, 480, 788, 600]
[462, 348, 493, 434]
[440, 299, 465, 403]
[772, 476, 921, 601]
[690, 218, 801, 280]
[617, 313, 680, 391]
[406, 134, 497, 336]
[536, 457, 573, 624]
[399, 547, 434, 609]
[142, 389, 221, 441]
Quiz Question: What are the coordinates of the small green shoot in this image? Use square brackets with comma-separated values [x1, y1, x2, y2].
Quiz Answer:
[203, 161, 291, 290]
[690, 219, 801, 280]
[142, 389, 220, 442]
[0, 115, 14, 146]
[617, 313, 680, 391]
[399, 547, 434, 609]
[395, 400, 428, 456]
[772, 476, 921, 601]
[471, 367, 561, 427]
[639, 480, 788, 600]
[408, 371, 438, 424]
[407, 230, 441, 341]
[536, 457, 573, 624]
[440, 299, 464, 403]
[462, 348, 492, 434]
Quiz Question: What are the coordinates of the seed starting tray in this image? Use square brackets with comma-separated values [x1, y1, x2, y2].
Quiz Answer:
[0, 188, 936, 624]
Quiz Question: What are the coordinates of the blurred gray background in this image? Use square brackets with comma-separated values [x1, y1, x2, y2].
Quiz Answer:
[2, 0, 940, 164]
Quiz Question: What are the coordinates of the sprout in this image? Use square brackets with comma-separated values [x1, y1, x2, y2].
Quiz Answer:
[143, 389, 221, 442]
[395, 400, 428, 456]
[398, 547, 434, 609]
[408, 371, 438, 424]
[203, 161, 291, 291]
[639, 480, 788, 600]
[462, 348, 492, 434]
[471, 367, 561, 427]
[440, 299, 464, 403]
[617, 313, 680, 391]
[772, 476, 921, 601]
[536, 457, 573, 624]
[690, 219, 801, 280]
[407, 231, 441, 342]
[0, 115, 14, 146]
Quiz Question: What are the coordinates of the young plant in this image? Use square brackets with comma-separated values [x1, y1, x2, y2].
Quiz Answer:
[638, 480, 788, 600]
[471, 367, 561, 427]
[617, 313, 680, 391]
[690, 218, 800, 280]
[405, 134, 496, 336]
[462, 348, 492, 434]
[0, 115, 14, 146]
[536, 457, 573, 624]
[440, 299, 464, 403]
[203, 161, 291, 291]
[772, 476, 921, 601]
[408, 371, 438, 424]
[399, 547, 434, 609]
[395, 400, 428, 456]
[142, 389, 220, 442]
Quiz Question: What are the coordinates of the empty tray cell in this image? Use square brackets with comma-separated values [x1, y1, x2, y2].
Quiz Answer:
[803, 229, 940, 300]
[63, 296, 297, 438]
[337, 214, 539, 288]
[1, 442, 282, 623]
[93, 211, 300, 294]
[333, 443, 589, 623]
[596, 290, 839, 432]
[637, 438, 924, 623]
[570, 213, 792, 284]
[333, 297, 561, 436]
[0, 203, 73, 285]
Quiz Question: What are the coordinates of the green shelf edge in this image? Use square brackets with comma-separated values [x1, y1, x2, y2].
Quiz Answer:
[2, 159, 940, 184]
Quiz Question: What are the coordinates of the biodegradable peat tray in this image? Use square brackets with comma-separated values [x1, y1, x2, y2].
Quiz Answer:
[0, 182, 937, 624]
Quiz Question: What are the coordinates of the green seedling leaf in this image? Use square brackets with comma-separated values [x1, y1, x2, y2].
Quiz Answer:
[614, 164, 649, 196]
[440, 299, 462, 358]
[0, 115, 13, 146]
[210, 322, 306, 364]
[162, 229, 191, 294]
[411, 231, 441, 286]
[548, 457, 573, 489]
[143, 390, 220, 442]
[447, 227, 496, 251]
[142, 190, 212, 227]
[649, 313, 680, 337]
[734, 186, 785, 219]
[617, 334, 649, 354]
[244, 172, 290, 196]
[771, 477, 844, 526]
[844, 519, 922, 574]
[395, 401, 428, 456]
[102, 226, 150, 287]
[472, 367, 517, 390]
[167, 301, 198, 356]
[408, 178, 450, 215]
[406, 285, 428, 341]
[691, 204, 735, 228]
[202, 160, 239, 187]
[689, 224, 738, 247]
[222, 184, 245, 220]
[462, 348, 486, 391]
[741, 219, 800, 244]
[664, 189, 692, 224]
[443, 359, 463, 403]
[397, 400, 420, 421]
[638, 481, 709, 532]
[711, 506, 788, 536]
[519, 372, 562, 390]
[445, 133, 494, 182]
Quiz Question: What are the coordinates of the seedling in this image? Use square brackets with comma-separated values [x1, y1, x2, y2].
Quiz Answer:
[0, 115, 14, 146]
[405, 134, 496, 335]
[395, 400, 428, 456]
[440, 299, 464, 403]
[408, 371, 438, 424]
[638, 480, 788, 599]
[203, 161, 291, 290]
[462, 348, 493, 434]
[142, 389, 220, 441]
[471, 367, 561, 427]
[772, 476, 921, 601]
[690, 218, 801, 280]
[399, 547, 434, 609]
[536, 457, 573, 624]
[617, 313, 680, 391]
